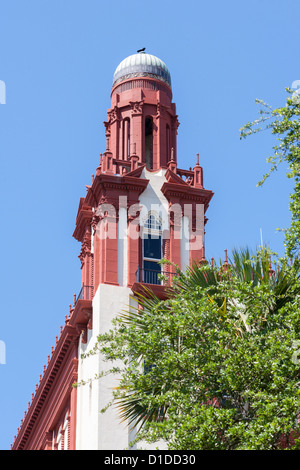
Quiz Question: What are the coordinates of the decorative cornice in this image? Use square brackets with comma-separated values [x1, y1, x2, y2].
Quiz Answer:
[161, 181, 214, 212]
[73, 200, 93, 243]
[111, 76, 172, 100]
[113, 72, 171, 87]
[107, 105, 120, 124]
[85, 173, 149, 209]
[12, 323, 79, 450]
[12, 289, 95, 450]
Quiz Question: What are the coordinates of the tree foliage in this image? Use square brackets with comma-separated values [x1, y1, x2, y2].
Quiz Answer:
[240, 86, 300, 257]
[86, 249, 300, 450]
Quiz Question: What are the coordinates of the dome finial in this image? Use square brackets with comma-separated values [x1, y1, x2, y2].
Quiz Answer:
[137, 47, 146, 53]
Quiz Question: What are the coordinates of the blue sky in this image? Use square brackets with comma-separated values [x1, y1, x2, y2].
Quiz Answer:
[0, 0, 299, 450]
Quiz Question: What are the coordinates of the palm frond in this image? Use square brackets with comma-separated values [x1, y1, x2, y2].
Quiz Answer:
[114, 387, 168, 431]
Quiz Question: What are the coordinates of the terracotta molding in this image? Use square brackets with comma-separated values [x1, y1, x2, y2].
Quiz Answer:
[70, 300, 93, 333]
[111, 76, 172, 100]
[161, 181, 214, 212]
[131, 282, 171, 300]
[85, 173, 149, 209]
[73, 200, 93, 243]
[12, 325, 79, 450]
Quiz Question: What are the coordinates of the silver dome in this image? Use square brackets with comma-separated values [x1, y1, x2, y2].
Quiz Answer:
[112, 52, 171, 88]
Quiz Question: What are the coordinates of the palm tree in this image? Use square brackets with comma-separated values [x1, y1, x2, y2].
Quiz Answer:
[177, 246, 300, 332]
[110, 247, 300, 432]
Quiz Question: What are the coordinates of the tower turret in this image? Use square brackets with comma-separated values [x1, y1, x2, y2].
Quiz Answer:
[12, 51, 214, 451]
[104, 51, 179, 170]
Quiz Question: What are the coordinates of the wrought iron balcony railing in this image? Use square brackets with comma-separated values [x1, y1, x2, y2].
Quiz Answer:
[136, 267, 177, 286]
[75, 284, 94, 305]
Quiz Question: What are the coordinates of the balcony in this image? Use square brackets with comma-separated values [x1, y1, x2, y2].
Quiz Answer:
[133, 267, 177, 300]
[74, 284, 94, 305]
[136, 267, 176, 286]
[72, 284, 94, 343]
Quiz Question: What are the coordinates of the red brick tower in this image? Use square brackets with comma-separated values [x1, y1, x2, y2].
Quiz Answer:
[12, 51, 213, 450]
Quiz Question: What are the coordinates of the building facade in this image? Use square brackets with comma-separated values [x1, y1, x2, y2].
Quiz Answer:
[12, 51, 213, 450]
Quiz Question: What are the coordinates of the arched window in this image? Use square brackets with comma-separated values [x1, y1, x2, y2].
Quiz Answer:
[53, 411, 69, 450]
[143, 213, 162, 284]
[166, 124, 170, 162]
[145, 117, 153, 169]
[56, 425, 62, 450]
[123, 118, 130, 160]
[63, 412, 69, 450]
[144, 213, 161, 231]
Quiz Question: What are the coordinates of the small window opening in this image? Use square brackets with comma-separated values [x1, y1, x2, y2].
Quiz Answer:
[166, 124, 170, 162]
[123, 118, 130, 160]
[145, 117, 153, 169]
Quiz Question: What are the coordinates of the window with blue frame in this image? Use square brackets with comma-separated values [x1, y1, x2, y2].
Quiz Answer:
[143, 214, 162, 284]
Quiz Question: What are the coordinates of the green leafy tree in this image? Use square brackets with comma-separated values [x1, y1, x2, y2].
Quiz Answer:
[240, 85, 300, 257]
[84, 248, 300, 450]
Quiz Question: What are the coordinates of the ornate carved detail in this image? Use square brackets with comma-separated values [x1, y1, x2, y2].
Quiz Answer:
[156, 102, 169, 119]
[129, 100, 144, 115]
[71, 358, 79, 382]
[103, 120, 111, 136]
[91, 214, 100, 234]
[76, 323, 87, 344]
[107, 105, 120, 124]
[171, 115, 180, 132]
[96, 195, 120, 214]
[78, 229, 92, 265]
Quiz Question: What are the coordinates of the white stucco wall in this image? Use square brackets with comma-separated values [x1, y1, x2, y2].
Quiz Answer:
[76, 284, 132, 450]
[139, 168, 169, 230]
[180, 215, 190, 272]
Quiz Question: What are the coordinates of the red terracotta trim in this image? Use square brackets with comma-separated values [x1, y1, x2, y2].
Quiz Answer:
[161, 181, 214, 211]
[131, 282, 172, 300]
[111, 76, 172, 99]
[84, 173, 149, 209]
[165, 168, 190, 185]
[73, 204, 93, 242]
[71, 299, 92, 330]
[125, 163, 146, 178]
[11, 323, 79, 450]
